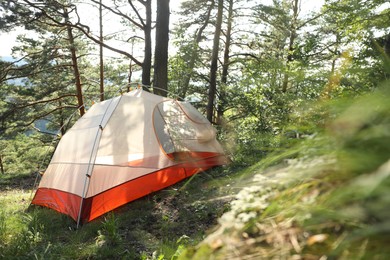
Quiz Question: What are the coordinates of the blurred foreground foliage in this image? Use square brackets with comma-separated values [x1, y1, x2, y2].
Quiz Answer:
[180, 82, 390, 259]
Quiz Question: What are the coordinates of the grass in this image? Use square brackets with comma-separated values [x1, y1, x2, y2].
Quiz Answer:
[0, 166, 239, 259]
[1, 85, 390, 259]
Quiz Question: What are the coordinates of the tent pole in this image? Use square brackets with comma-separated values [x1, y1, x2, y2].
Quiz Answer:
[76, 124, 104, 228]
[76, 96, 122, 227]
[76, 174, 90, 228]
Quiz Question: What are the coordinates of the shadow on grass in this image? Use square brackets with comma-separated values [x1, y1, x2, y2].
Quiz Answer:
[1, 166, 236, 259]
[0, 172, 36, 191]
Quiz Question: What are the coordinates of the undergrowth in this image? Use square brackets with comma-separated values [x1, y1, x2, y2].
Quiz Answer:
[179, 84, 390, 259]
[1, 85, 389, 259]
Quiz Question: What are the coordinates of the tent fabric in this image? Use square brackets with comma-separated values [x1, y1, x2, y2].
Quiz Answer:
[31, 89, 228, 224]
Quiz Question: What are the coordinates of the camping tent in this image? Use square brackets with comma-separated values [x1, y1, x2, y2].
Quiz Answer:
[31, 88, 228, 225]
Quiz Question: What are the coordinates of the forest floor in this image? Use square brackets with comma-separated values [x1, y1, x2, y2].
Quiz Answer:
[0, 164, 243, 259]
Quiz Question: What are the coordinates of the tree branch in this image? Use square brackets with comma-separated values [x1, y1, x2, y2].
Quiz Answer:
[91, 0, 144, 29]
[21, 0, 143, 66]
[14, 94, 77, 109]
[7, 106, 77, 130]
[229, 53, 261, 62]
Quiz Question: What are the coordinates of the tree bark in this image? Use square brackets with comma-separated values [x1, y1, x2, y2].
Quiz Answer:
[0, 154, 4, 175]
[217, 0, 233, 125]
[153, 0, 170, 97]
[142, 0, 152, 86]
[207, 0, 223, 123]
[65, 8, 85, 116]
[99, 0, 104, 101]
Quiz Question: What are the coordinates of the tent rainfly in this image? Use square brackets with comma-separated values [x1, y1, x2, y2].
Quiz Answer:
[31, 89, 228, 225]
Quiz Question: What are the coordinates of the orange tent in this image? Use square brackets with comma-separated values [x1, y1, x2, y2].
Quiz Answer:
[31, 89, 228, 225]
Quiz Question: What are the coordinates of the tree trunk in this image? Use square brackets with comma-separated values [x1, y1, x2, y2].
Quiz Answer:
[59, 99, 66, 136]
[99, 0, 104, 101]
[331, 33, 341, 75]
[207, 0, 223, 123]
[282, 0, 299, 93]
[180, 1, 214, 98]
[153, 0, 170, 97]
[128, 59, 133, 91]
[217, 0, 233, 125]
[64, 9, 85, 116]
[142, 0, 152, 86]
[0, 154, 4, 175]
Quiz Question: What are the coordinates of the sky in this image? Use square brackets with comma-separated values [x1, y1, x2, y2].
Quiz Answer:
[0, 29, 20, 57]
[0, 0, 324, 58]
[0, 1, 184, 58]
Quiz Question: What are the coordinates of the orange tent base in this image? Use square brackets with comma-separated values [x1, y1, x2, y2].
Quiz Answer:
[32, 153, 227, 224]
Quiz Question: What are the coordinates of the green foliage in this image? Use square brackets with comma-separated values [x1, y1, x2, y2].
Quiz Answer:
[181, 82, 390, 259]
[95, 213, 121, 247]
[0, 133, 52, 176]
